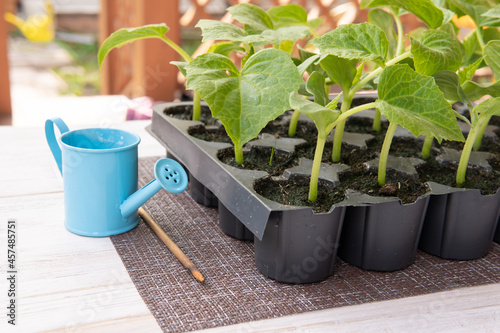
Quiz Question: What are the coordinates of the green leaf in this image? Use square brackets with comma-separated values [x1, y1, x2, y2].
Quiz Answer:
[474, 97, 500, 118]
[259, 26, 310, 45]
[483, 26, 500, 43]
[195, 20, 260, 43]
[459, 57, 484, 82]
[207, 42, 246, 56]
[297, 54, 321, 76]
[289, 91, 341, 134]
[409, 30, 463, 76]
[297, 47, 324, 75]
[267, 4, 308, 27]
[360, 0, 376, 8]
[432, 0, 456, 25]
[361, 0, 445, 28]
[98, 24, 169, 66]
[228, 3, 273, 33]
[353, 62, 366, 86]
[170, 61, 188, 77]
[440, 22, 459, 37]
[311, 23, 389, 66]
[368, 8, 397, 59]
[484, 40, 500, 80]
[308, 18, 323, 29]
[462, 80, 500, 100]
[319, 54, 358, 93]
[279, 40, 294, 53]
[298, 82, 312, 97]
[306, 72, 329, 106]
[433, 70, 468, 102]
[196, 19, 309, 47]
[376, 64, 465, 142]
[441, 9, 457, 25]
[185, 49, 302, 152]
[447, 0, 500, 27]
[461, 29, 481, 66]
[482, 6, 500, 18]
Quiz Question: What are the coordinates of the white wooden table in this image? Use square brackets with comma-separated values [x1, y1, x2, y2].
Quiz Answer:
[1, 120, 499, 332]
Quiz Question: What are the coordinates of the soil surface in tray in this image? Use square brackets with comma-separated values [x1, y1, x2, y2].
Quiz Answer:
[417, 158, 500, 195]
[188, 124, 233, 144]
[168, 105, 500, 211]
[438, 139, 500, 175]
[165, 104, 220, 126]
[254, 176, 345, 213]
[217, 146, 298, 176]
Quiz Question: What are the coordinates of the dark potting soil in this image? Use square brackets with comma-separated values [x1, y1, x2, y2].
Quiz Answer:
[489, 155, 500, 173]
[217, 146, 298, 176]
[253, 167, 429, 213]
[417, 158, 500, 195]
[294, 136, 425, 166]
[438, 139, 500, 173]
[170, 102, 499, 209]
[264, 119, 319, 143]
[254, 176, 345, 213]
[337, 167, 429, 204]
[294, 142, 375, 166]
[490, 115, 500, 127]
[165, 104, 219, 126]
[188, 124, 232, 144]
[344, 116, 389, 135]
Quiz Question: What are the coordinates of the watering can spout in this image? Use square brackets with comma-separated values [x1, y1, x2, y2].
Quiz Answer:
[120, 158, 188, 217]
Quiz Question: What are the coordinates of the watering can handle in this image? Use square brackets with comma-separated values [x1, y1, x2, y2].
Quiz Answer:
[45, 118, 70, 176]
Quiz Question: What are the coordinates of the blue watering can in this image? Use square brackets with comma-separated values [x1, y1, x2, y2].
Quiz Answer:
[45, 118, 188, 237]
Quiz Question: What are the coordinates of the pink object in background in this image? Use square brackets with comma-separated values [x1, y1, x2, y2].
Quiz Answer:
[126, 96, 163, 120]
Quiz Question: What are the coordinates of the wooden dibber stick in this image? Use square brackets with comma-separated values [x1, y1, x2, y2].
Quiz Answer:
[138, 207, 205, 283]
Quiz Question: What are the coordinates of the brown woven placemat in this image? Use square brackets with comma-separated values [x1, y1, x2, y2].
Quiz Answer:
[111, 157, 500, 333]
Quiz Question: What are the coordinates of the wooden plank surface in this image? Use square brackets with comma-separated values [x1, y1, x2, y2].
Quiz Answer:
[0, 192, 161, 332]
[1, 121, 499, 332]
[198, 284, 500, 332]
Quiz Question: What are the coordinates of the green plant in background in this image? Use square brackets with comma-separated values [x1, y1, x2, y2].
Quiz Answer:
[289, 73, 342, 202]
[98, 0, 500, 202]
[373, 64, 464, 186]
[434, 39, 500, 186]
[97, 24, 203, 121]
[53, 40, 100, 96]
[289, 0, 477, 201]
[318, 0, 462, 164]
[183, 4, 317, 164]
[445, 0, 500, 152]
[186, 48, 302, 164]
[97, 3, 319, 122]
[291, 61, 465, 200]
[430, 1, 500, 185]
[456, 97, 500, 185]
[195, 3, 320, 57]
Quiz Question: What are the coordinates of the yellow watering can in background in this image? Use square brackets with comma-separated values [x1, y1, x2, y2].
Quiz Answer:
[4, 1, 55, 43]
